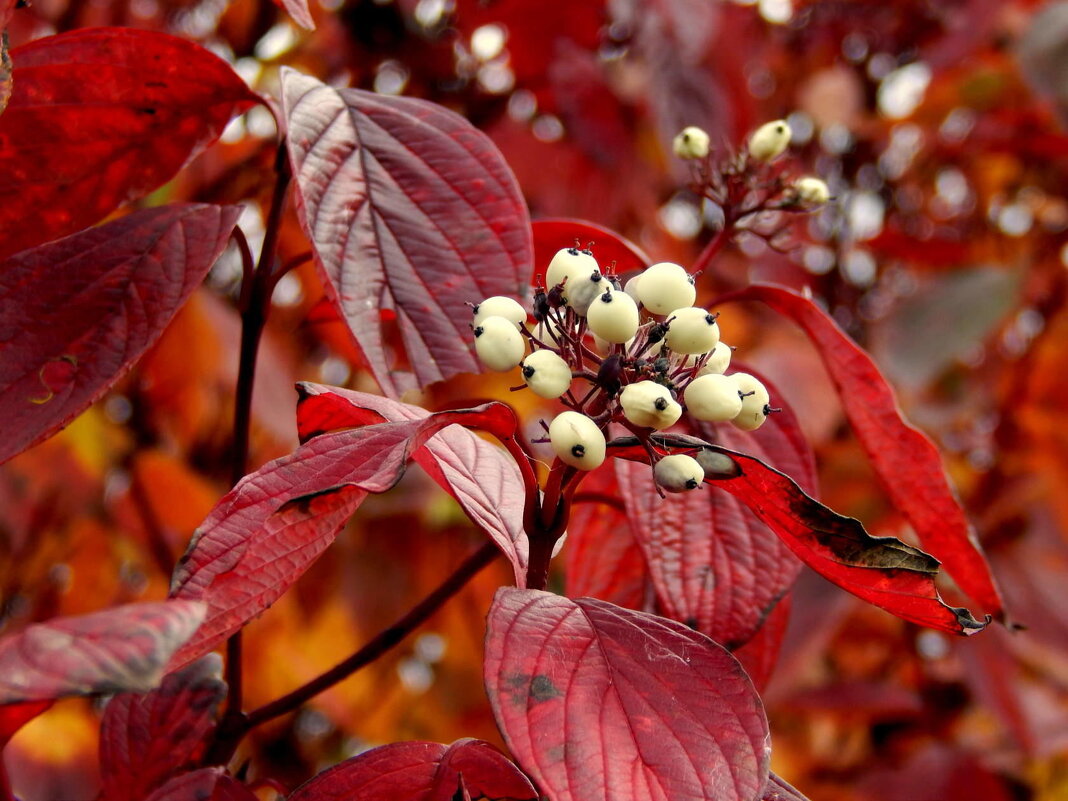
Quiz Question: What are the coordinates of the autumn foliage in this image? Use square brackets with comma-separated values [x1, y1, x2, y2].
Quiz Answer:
[1, 1, 1066, 799]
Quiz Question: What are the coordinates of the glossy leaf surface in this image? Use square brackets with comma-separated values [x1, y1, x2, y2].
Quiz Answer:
[281, 68, 532, 396]
[610, 436, 988, 635]
[0, 601, 206, 704]
[287, 739, 537, 801]
[169, 403, 520, 666]
[531, 218, 650, 284]
[99, 655, 226, 801]
[0, 203, 242, 465]
[718, 284, 1005, 621]
[485, 589, 769, 801]
[0, 28, 257, 258]
[295, 382, 529, 581]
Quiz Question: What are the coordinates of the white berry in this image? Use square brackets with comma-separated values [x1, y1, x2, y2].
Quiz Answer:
[794, 176, 830, 207]
[636, 262, 696, 315]
[672, 126, 710, 159]
[566, 268, 607, 316]
[697, 342, 732, 376]
[623, 273, 643, 302]
[546, 247, 599, 296]
[521, 349, 572, 399]
[748, 119, 791, 162]
[587, 288, 640, 344]
[654, 454, 705, 493]
[473, 296, 526, 327]
[664, 307, 720, 355]
[473, 316, 525, 372]
[548, 411, 606, 470]
[731, 372, 771, 431]
[619, 380, 682, 430]
[685, 373, 744, 422]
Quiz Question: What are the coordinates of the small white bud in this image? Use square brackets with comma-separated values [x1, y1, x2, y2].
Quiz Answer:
[521, 349, 572, 399]
[748, 119, 791, 162]
[794, 176, 830, 207]
[636, 262, 696, 315]
[548, 411, 606, 470]
[685, 373, 744, 422]
[587, 288, 640, 344]
[654, 454, 705, 492]
[672, 126, 710, 159]
[731, 372, 771, 431]
[620, 380, 682, 431]
[664, 307, 720, 355]
[473, 315, 525, 372]
[473, 296, 526, 327]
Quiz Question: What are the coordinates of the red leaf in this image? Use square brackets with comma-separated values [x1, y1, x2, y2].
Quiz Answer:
[281, 68, 532, 396]
[0, 601, 206, 704]
[0, 28, 257, 258]
[531, 218, 651, 285]
[99, 655, 226, 801]
[169, 403, 520, 666]
[0, 203, 242, 465]
[287, 739, 537, 801]
[274, 0, 315, 29]
[718, 284, 1005, 621]
[0, 1, 15, 31]
[731, 596, 790, 692]
[484, 589, 770, 801]
[609, 436, 988, 635]
[295, 382, 530, 583]
[761, 773, 810, 801]
[141, 768, 254, 801]
[564, 466, 649, 609]
[615, 457, 798, 648]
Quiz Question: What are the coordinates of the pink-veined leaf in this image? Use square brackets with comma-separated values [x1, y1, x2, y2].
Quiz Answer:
[609, 435, 988, 635]
[0, 28, 257, 258]
[564, 465, 649, 609]
[613, 369, 808, 649]
[718, 284, 1005, 622]
[485, 589, 770, 801]
[761, 773, 810, 801]
[281, 67, 532, 397]
[531, 218, 650, 285]
[169, 403, 520, 667]
[294, 382, 529, 582]
[0, 601, 205, 705]
[287, 739, 537, 801]
[0, 203, 242, 465]
[99, 655, 226, 801]
[274, 0, 315, 29]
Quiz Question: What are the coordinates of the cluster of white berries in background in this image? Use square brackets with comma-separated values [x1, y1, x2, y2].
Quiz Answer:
[671, 118, 830, 210]
[470, 246, 776, 495]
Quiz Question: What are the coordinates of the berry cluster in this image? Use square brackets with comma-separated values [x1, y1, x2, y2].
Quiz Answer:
[470, 249, 775, 495]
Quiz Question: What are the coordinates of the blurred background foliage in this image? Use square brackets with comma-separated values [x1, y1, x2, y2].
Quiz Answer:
[2, 0, 1067, 798]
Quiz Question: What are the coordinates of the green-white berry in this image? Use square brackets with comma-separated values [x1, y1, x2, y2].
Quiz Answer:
[664, 307, 720, 355]
[587, 288, 640, 344]
[685, 373, 744, 422]
[672, 126, 710, 159]
[473, 296, 526, 327]
[567, 268, 607, 315]
[548, 411, 606, 470]
[546, 247, 599, 298]
[636, 262, 696, 315]
[521, 349, 572, 399]
[748, 119, 791, 162]
[731, 372, 771, 431]
[654, 454, 705, 492]
[620, 380, 682, 430]
[473, 315, 525, 372]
